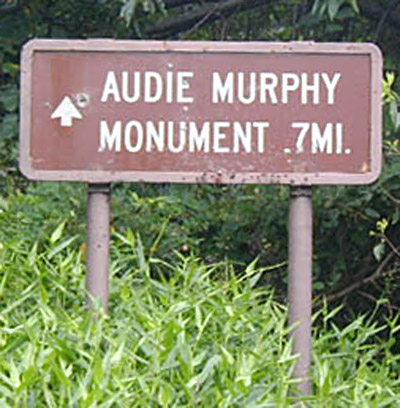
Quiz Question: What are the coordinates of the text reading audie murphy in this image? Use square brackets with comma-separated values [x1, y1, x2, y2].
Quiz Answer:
[98, 70, 347, 156]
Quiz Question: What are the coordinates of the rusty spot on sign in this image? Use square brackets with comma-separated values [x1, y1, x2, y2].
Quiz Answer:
[361, 161, 370, 172]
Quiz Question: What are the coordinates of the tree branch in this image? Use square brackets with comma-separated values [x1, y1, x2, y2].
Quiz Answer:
[381, 186, 400, 206]
[145, 0, 273, 38]
[163, 0, 215, 9]
[358, 0, 400, 31]
[315, 251, 396, 307]
[0, 4, 18, 19]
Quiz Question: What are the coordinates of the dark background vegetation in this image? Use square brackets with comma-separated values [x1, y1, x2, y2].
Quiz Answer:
[1, 0, 400, 324]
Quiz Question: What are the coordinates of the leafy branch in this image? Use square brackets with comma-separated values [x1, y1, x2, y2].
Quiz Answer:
[144, 0, 274, 38]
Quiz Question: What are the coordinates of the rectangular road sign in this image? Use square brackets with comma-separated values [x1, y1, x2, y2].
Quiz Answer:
[20, 40, 382, 184]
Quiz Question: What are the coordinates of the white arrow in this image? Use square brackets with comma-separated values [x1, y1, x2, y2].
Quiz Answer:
[51, 96, 83, 127]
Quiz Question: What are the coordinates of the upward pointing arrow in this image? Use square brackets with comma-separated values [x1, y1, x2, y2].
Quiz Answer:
[51, 96, 83, 127]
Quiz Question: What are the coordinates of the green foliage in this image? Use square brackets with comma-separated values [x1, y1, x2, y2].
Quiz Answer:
[1, 0, 400, 329]
[2, 1, 400, 405]
[0, 182, 87, 248]
[1, 226, 400, 406]
[312, 0, 359, 21]
[312, 301, 400, 406]
[120, 0, 165, 26]
[113, 183, 289, 266]
[0, 181, 289, 291]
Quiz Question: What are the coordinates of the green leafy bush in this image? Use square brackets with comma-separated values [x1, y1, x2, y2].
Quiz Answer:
[1, 226, 400, 407]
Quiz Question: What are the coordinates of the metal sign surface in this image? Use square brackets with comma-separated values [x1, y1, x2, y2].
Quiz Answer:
[20, 40, 382, 184]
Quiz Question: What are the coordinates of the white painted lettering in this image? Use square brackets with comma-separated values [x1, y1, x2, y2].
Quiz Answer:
[301, 73, 320, 105]
[312, 122, 333, 154]
[122, 71, 140, 103]
[99, 120, 122, 152]
[166, 71, 174, 103]
[146, 121, 165, 152]
[292, 122, 310, 153]
[336, 123, 343, 154]
[233, 122, 252, 153]
[125, 121, 144, 152]
[259, 73, 278, 104]
[322, 73, 341, 104]
[144, 72, 163, 103]
[167, 122, 186, 153]
[189, 122, 210, 153]
[281, 73, 300, 104]
[237, 72, 256, 105]
[212, 72, 234, 103]
[101, 71, 121, 103]
[253, 121, 270, 153]
[213, 122, 230, 153]
[176, 72, 194, 103]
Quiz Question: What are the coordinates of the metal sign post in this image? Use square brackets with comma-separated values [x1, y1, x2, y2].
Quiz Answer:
[86, 183, 111, 311]
[288, 186, 313, 395]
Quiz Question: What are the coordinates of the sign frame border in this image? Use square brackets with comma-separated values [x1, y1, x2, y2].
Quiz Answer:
[20, 39, 382, 185]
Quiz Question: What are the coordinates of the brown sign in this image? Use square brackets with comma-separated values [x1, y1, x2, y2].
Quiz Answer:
[20, 40, 382, 184]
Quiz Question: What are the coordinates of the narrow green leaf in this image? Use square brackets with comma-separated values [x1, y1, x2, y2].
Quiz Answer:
[328, 0, 342, 20]
[47, 235, 78, 259]
[348, 0, 359, 13]
[50, 221, 66, 244]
